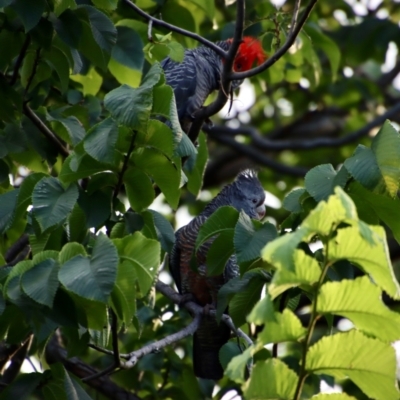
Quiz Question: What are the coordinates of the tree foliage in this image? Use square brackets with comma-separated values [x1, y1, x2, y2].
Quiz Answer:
[1, 0, 400, 399]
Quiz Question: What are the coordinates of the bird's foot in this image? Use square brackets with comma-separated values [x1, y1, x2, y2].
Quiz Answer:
[202, 303, 216, 316]
[179, 293, 195, 305]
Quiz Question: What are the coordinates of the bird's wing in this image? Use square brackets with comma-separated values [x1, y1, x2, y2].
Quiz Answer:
[161, 54, 199, 119]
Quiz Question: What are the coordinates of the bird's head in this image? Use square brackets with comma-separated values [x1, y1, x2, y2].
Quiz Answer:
[231, 170, 266, 220]
[227, 37, 267, 72]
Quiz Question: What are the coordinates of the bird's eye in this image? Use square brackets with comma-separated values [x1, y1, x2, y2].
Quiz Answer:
[252, 198, 258, 204]
[235, 63, 242, 71]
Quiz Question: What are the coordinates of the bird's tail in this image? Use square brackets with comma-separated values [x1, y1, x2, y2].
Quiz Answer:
[193, 314, 231, 380]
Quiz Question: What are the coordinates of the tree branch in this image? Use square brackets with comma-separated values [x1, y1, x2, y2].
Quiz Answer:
[205, 128, 309, 176]
[10, 35, 31, 86]
[207, 101, 400, 151]
[45, 332, 142, 400]
[23, 104, 69, 157]
[230, 0, 318, 80]
[121, 0, 226, 58]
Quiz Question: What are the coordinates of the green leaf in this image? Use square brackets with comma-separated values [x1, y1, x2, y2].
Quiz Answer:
[311, 394, 358, 400]
[32, 177, 79, 232]
[305, 164, 348, 202]
[243, 358, 298, 400]
[225, 346, 255, 383]
[113, 232, 160, 296]
[83, 117, 118, 164]
[92, 0, 117, 10]
[0, 372, 42, 400]
[305, 24, 341, 81]
[104, 84, 153, 129]
[136, 119, 174, 157]
[59, 242, 87, 265]
[124, 167, 154, 212]
[269, 249, 321, 298]
[328, 225, 400, 299]
[148, 210, 175, 253]
[112, 26, 144, 70]
[0, 189, 19, 234]
[250, 294, 307, 343]
[131, 147, 180, 209]
[318, 276, 400, 341]
[195, 206, 239, 250]
[185, 132, 208, 195]
[110, 261, 137, 326]
[70, 67, 103, 96]
[348, 181, 400, 243]
[206, 230, 234, 276]
[21, 259, 59, 307]
[44, 46, 70, 93]
[11, 0, 46, 32]
[47, 114, 85, 146]
[371, 119, 400, 197]
[229, 275, 266, 328]
[59, 234, 118, 302]
[282, 188, 307, 213]
[306, 330, 399, 400]
[234, 212, 277, 263]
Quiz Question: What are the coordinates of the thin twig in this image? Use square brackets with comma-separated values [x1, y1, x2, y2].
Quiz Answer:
[148, 19, 154, 42]
[122, 0, 225, 58]
[289, 0, 302, 36]
[10, 35, 31, 86]
[24, 47, 41, 95]
[113, 130, 137, 199]
[23, 104, 69, 157]
[231, 0, 319, 80]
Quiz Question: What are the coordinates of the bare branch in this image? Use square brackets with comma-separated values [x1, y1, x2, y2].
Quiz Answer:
[121, 0, 226, 58]
[205, 128, 308, 176]
[121, 314, 201, 369]
[148, 19, 153, 42]
[289, 0, 302, 36]
[23, 104, 69, 157]
[230, 0, 319, 80]
[207, 100, 400, 151]
[46, 332, 142, 400]
[10, 35, 31, 86]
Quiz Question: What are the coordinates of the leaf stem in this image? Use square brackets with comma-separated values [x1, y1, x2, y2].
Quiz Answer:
[293, 235, 332, 400]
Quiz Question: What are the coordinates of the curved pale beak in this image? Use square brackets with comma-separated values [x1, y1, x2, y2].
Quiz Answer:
[256, 204, 266, 220]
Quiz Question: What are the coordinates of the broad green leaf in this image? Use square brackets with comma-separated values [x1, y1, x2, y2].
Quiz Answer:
[59, 234, 118, 303]
[348, 181, 400, 243]
[0, 372, 43, 400]
[269, 249, 321, 298]
[70, 67, 103, 96]
[229, 275, 266, 327]
[307, 330, 399, 400]
[148, 210, 175, 253]
[54, 0, 76, 17]
[83, 117, 118, 164]
[11, 0, 46, 32]
[219, 341, 242, 370]
[243, 358, 298, 400]
[255, 296, 307, 344]
[328, 225, 400, 299]
[47, 114, 85, 146]
[0, 189, 19, 234]
[225, 346, 256, 383]
[305, 24, 341, 81]
[311, 394, 358, 400]
[44, 46, 70, 93]
[302, 187, 358, 237]
[371, 120, 400, 197]
[136, 119, 174, 157]
[305, 164, 349, 202]
[124, 167, 154, 212]
[59, 242, 87, 264]
[234, 212, 277, 263]
[104, 84, 153, 129]
[32, 177, 79, 232]
[92, 0, 117, 10]
[195, 206, 239, 250]
[318, 276, 400, 341]
[78, 189, 111, 229]
[111, 26, 144, 70]
[21, 259, 59, 307]
[131, 147, 180, 209]
[206, 230, 234, 276]
[185, 132, 208, 196]
[113, 232, 160, 296]
[110, 261, 137, 326]
[282, 188, 307, 213]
